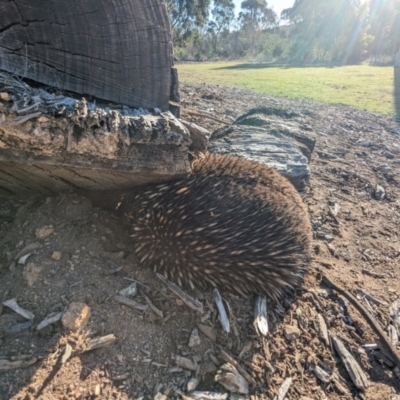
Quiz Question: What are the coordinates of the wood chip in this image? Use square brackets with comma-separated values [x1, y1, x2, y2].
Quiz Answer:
[36, 311, 64, 331]
[114, 295, 148, 312]
[13, 242, 41, 262]
[189, 327, 201, 347]
[331, 334, 369, 389]
[213, 288, 230, 333]
[61, 343, 72, 364]
[197, 323, 217, 342]
[3, 298, 34, 320]
[219, 350, 256, 386]
[388, 325, 399, 346]
[323, 274, 400, 369]
[142, 293, 163, 319]
[215, 363, 249, 395]
[253, 295, 268, 336]
[17, 253, 33, 265]
[313, 364, 333, 383]
[359, 289, 388, 306]
[181, 392, 228, 400]
[274, 377, 292, 400]
[0, 358, 37, 371]
[84, 334, 117, 352]
[157, 273, 204, 314]
[314, 314, 329, 346]
[175, 355, 197, 371]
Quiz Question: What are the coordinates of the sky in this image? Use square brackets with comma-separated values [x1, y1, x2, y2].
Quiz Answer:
[232, 0, 295, 18]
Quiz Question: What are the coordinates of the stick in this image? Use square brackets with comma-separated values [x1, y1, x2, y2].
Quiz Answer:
[181, 108, 231, 125]
[219, 350, 256, 385]
[322, 275, 400, 369]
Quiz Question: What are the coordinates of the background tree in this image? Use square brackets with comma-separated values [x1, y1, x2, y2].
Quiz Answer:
[207, 0, 235, 54]
[281, 0, 370, 64]
[165, 0, 211, 47]
[368, 0, 400, 63]
[239, 0, 277, 53]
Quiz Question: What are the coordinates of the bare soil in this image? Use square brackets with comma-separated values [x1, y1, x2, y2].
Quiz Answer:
[1, 82, 400, 400]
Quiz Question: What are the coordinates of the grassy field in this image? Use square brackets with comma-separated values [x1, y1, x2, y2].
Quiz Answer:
[177, 62, 398, 115]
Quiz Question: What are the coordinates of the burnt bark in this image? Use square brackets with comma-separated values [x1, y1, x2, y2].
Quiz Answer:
[0, 0, 173, 110]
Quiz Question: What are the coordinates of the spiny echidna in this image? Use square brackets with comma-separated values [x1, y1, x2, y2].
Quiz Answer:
[117, 154, 312, 299]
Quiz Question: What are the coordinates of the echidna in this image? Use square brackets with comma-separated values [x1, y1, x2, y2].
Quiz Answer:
[117, 154, 312, 299]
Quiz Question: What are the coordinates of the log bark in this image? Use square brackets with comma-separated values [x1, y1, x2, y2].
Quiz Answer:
[0, 72, 191, 197]
[209, 125, 311, 191]
[0, 0, 173, 110]
[209, 107, 316, 191]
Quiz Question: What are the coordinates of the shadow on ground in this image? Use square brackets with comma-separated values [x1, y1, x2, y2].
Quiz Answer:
[212, 62, 353, 70]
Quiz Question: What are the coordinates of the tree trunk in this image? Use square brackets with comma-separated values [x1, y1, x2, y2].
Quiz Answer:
[0, 0, 173, 110]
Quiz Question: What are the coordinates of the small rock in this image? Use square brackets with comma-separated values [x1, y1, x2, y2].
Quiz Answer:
[187, 377, 199, 392]
[374, 185, 385, 200]
[0, 92, 10, 101]
[284, 324, 301, 341]
[119, 282, 137, 298]
[61, 302, 91, 331]
[23, 263, 42, 287]
[37, 116, 49, 123]
[154, 393, 167, 400]
[189, 327, 201, 347]
[52, 251, 62, 261]
[35, 225, 54, 239]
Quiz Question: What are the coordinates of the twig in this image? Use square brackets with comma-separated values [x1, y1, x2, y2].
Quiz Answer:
[114, 295, 148, 312]
[84, 334, 117, 352]
[182, 108, 231, 125]
[331, 334, 369, 389]
[15, 102, 41, 114]
[142, 293, 163, 319]
[11, 111, 42, 125]
[332, 192, 358, 204]
[322, 275, 400, 369]
[328, 206, 342, 225]
[156, 273, 204, 314]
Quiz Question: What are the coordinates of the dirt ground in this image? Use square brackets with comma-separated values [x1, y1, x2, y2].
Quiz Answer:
[1, 82, 400, 400]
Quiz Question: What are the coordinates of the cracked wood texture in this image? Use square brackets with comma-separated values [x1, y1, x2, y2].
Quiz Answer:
[0, 0, 173, 110]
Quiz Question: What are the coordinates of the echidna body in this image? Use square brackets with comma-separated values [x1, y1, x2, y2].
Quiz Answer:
[118, 154, 312, 299]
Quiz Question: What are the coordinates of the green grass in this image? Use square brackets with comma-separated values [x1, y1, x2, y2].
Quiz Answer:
[177, 62, 397, 115]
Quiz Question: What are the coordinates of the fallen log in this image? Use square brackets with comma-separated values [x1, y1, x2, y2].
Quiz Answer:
[0, 73, 191, 197]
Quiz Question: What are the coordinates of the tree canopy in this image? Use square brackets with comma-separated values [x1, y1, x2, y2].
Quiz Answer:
[165, 0, 400, 64]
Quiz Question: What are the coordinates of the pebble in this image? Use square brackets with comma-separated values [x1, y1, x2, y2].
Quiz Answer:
[284, 325, 301, 341]
[52, 251, 62, 260]
[61, 302, 91, 331]
[35, 225, 54, 239]
[188, 327, 201, 347]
